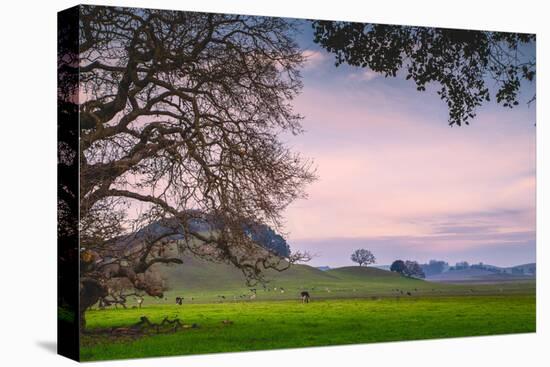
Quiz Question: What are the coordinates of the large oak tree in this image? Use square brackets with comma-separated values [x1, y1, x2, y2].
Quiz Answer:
[60, 6, 316, 328]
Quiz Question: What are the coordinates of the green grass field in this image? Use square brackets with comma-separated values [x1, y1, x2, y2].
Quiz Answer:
[79, 263, 536, 361]
[81, 293, 535, 361]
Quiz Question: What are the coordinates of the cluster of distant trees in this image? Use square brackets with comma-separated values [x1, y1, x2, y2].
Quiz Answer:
[348, 250, 535, 278]
[418, 260, 493, 276]
[421, 260, 450, 276]
[348, 249, 424, 279]
[390, 260, 425, 279]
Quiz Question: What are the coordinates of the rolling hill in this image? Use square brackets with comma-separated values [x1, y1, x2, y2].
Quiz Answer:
[326, 266, 408, 280]
[131, 221, 440, 297]
[156, 255, 463, 301]
[158, 254, 340, 291]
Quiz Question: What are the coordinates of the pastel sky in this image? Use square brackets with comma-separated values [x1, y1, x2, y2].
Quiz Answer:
[283, 23, 536, 267]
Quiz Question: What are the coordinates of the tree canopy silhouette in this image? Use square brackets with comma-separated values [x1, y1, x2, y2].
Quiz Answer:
[68, 6, 316, 328]
[312, 21, 535, 126]
[390, 260, 406, 274]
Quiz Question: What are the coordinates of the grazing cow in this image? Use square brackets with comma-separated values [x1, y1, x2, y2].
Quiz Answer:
[301, 291, 310, 303]
[175, 297, 183, 305]
[406, 291, 412, 296]
[249, 294, 256, 300]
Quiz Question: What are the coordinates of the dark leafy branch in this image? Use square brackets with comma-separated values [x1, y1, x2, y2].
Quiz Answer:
[311, 21, 535, 126]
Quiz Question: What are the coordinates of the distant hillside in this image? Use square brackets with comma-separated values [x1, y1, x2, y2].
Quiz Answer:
[158, 253, 339, 291]
[158, 255, 536, 293]
[507, 263, 536, 275]
[325, 266, 406, 281]
[427, 268, 534, 283]
[418, 260, 536, 281]
[119, 218, 291, 257]
[158, 258, 434, 296]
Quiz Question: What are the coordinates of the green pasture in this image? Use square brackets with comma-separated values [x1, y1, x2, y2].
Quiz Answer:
[81, 293, 536, 361]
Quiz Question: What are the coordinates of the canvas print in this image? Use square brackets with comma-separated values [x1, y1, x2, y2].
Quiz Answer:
[57, 5, 536, 361]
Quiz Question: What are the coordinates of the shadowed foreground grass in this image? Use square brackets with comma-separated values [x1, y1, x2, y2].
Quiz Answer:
[81, 295, 535, 361]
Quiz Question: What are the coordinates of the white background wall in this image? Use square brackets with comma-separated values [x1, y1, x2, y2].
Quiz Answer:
[0, 0, 547, 366]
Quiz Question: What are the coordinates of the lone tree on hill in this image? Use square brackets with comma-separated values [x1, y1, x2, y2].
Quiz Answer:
[59, 6, 316, 329]
[351, 249, 376, 267]
[312, 21, 535, 126]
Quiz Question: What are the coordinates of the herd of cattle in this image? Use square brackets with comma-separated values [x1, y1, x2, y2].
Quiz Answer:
[96, 285, 456, 310]
[173, 290, 311, 304]
[96, 289, 313, 310]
